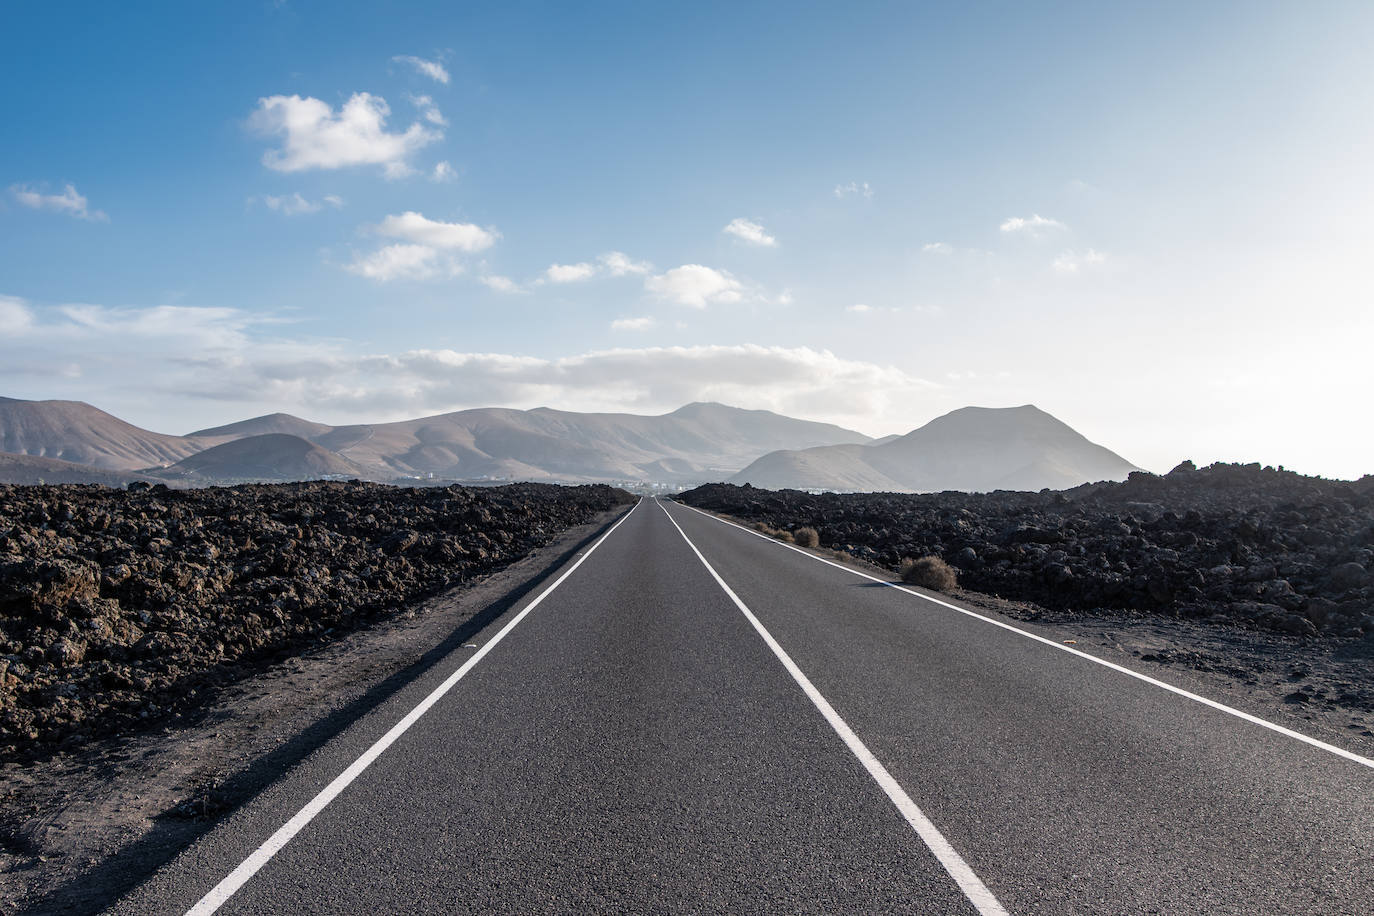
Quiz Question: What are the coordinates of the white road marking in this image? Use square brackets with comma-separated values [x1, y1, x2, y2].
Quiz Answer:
[673, 500, 1374, 772]
[184, 499, 643, 916]
[657, 500, 1008, 916]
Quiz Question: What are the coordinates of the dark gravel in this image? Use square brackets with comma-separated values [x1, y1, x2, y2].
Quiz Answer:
[0, 480, 631, 762]
[679, 461, 1374, 640]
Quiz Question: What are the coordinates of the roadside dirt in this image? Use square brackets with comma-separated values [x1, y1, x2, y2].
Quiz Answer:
[0, 507, 629, 916]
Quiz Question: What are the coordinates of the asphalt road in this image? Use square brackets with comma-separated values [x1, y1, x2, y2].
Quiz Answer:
[108, 498, 1374, 915]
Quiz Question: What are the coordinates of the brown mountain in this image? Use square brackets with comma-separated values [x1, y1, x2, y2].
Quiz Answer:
[0, 397, 207, 470]
[3, 397, 872, 485]
[195, 402, 871, 483]
[156, 434, 367, 482]
[730, 405, 1139, 493]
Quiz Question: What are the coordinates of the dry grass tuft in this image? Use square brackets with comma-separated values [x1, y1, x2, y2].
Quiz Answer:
[899, 555, 958, 591]
[793, 527, 820, 548]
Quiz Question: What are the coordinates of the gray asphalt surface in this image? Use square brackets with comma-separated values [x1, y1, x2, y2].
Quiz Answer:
[108, 497, 1373, 915]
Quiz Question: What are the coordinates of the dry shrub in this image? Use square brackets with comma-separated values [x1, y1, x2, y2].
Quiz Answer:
[831, 549, 854, 563]
[793, 527, 820, 548]
[774, 530, 795, 543]
[899, 555, 958, 591]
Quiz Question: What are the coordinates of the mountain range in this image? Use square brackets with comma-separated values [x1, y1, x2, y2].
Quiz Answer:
[0, 396, 1139, 492]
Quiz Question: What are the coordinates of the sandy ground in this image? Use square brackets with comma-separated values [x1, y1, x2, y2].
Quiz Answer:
[2, 506, 1370, 914]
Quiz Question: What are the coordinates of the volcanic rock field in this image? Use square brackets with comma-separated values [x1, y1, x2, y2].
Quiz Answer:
[680, 462, 1374, 640]
[0, 481, 631, 761]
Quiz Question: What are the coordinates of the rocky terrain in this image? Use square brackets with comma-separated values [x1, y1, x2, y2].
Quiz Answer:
[681, 462, 1374, 640]
[0, 480, 631, 762]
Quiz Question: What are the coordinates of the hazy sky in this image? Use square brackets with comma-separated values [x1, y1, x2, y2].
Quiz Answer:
[3, 1, 1372, 478]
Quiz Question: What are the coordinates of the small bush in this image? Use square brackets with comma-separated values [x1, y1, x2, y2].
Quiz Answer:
[793, 527, 820, 548]
[831, 549, 854, 563]
[899, 556, 958, 591]
[774, 530, 795, 543]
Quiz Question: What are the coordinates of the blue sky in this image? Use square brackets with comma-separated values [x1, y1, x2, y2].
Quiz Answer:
[3, 0, 1372, 477]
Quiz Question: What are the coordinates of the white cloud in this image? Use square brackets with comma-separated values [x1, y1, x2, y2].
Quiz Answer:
[645, 264, 743, 308]
[375, 211, 497, 251]
[0, 295, 35, 333]
[0, 301, 941, 435]
[258, 192, 343, 215]
[598, 251, 652, 276]
[480, 275, 521, 293]
[546, 262, 597, 283]
[1000, 214, 1066, 235]
[846, 304, 873, 313]
[392, 55, 450, 84]
[1052, 249, 1108, 273]
[407, 93, 447, 127]
[723, 217, 777, 247]
[10, 183, 107, 221]
[834, 181, 874, 199]
[249, 92, 440, 176]
[611, 317, 654, 331]
[921, 242, 953, 255]
[431, 161, 456, 182]
[345, 244, 441, 282]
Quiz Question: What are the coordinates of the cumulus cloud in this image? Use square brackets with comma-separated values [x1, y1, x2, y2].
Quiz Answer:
[545, 262, 597, 283]
[921, 242, 952, 255]
[846, 304, 873, 313]
[611, 317, 654, 331]
[375, 211, 498, 251]
[249, 92, 440, 177]
[598, 251, 652, 276]
[480, 275, 521, 293]
[431, 161, 456, 182]
[257, 192, 343, 215]
[834, 181, 873, 199]
[10, 183, 107, 221]
[723, 217, 777, 247]
[345, 244, 442, 282]
[392, 55, 450, 84]
[645, 264, 743, 308]
[1000, 214, 1066, 235]
[1052, 249, 1107, 273]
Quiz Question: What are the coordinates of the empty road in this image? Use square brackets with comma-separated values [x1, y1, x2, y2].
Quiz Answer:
[110, 498, 1374, 915]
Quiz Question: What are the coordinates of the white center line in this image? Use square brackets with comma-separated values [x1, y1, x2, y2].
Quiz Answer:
[673, 499, 1374, 772]
[657, 499, 1009, 916]
[184, 498, 642, 916]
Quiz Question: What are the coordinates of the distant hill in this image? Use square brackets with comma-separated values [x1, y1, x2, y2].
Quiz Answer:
[154, 434, 367, 482]
[181, 401, 870, 484]
[730, 405, 1139, 492]
[0, 397, 872, 486]
[0, 397, 207, 470]
[0, 451, 149, 487]
[189, 412, 335, 440]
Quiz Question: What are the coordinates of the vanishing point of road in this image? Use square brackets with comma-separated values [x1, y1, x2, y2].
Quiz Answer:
[110, 498, 1374, 915]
